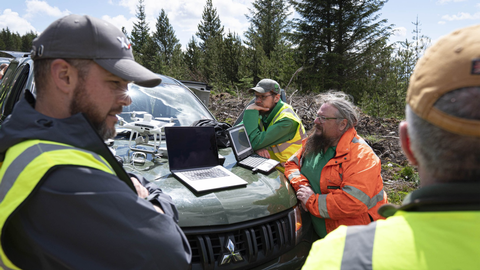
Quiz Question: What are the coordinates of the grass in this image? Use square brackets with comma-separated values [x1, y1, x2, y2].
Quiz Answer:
[382, 162, 420, 205]
[362, 134, 384, 144]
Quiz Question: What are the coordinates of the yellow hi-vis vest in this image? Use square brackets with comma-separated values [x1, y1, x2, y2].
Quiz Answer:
[0, 140, 116, 270]
[259, 103, 306, 170]
[302, 210, 480, 270]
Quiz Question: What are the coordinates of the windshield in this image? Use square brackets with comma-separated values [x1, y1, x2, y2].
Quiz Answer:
[117, 76, 214, 127]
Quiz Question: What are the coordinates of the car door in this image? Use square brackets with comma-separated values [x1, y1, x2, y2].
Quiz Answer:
[0, 58, 35, 124]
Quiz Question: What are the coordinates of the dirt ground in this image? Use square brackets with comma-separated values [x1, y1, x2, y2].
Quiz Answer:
[208, 92, 418, 202]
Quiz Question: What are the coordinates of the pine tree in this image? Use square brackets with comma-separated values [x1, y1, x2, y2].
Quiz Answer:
[292, 0, 392, 99]
[184, 36, 204, 81]
[152, 9, 180, 69]
[245, 0, 291, 58]
[221, 31, 243, 86]
[196, 0, 224, 50]
[244, 0, 292, 86]
[130, 0, 150, 66]
[21, 31, 37, 52]
[195, 0, 225, 83]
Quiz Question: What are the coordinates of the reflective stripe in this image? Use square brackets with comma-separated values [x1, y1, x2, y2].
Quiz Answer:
[341, 222, 376, 270]
[343, 186, 385, 209]
[288, 154, 299, 166]
[273, 139, 302, 153]
[287, 169, 301, 181]
[272, 108, 300, 123]
[0, 258, 14, 270]
[0, 143, 111, 204]
[318, 194, 329, 218]
[352, 137, 368, 145]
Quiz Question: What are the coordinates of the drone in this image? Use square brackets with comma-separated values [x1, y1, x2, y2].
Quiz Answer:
[117, 111, 176, 156]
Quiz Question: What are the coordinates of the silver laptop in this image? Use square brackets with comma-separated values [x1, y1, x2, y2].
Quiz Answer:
[165, 126, 247, 193]
[226, 124, 280, 174]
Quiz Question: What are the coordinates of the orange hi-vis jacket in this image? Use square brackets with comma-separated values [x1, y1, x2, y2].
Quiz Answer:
[284, 127, 387, 234]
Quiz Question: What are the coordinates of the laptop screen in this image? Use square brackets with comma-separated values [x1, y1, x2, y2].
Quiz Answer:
[165, 126, 219, 171]
[228, 125, 254, 159]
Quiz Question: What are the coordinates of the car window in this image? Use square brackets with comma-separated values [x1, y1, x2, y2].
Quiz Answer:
[119, 81, 214, 127]
[0, 61, 31, 122]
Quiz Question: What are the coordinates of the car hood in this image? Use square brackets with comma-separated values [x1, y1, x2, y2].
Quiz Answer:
[113, 139, 298, 227]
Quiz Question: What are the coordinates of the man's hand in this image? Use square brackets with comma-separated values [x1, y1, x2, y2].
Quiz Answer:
[130, 177, 149, 198]
[296, 185, 314, 206]
[246, 103, 270, 112]
[255, 148, 270, 158]
[131, 177, 165, 214]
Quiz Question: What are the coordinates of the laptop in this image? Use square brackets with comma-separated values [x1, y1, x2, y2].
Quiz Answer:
[164, 126, 247, 193]
[226, 124, 280, 174]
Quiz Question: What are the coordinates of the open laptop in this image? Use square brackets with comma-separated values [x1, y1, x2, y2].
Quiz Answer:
[164, 126, 247, 193]
[227, 124, 280, 174]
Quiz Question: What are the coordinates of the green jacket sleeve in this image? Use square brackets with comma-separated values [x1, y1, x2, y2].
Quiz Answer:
[243, 109, 299, 150]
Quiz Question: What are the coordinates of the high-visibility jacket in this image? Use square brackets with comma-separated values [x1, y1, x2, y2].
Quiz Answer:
[302, 182, 480, 270]
[259, 102, 307, 167]
[0, 140, 116, 269]
[284, 127, 387, 234]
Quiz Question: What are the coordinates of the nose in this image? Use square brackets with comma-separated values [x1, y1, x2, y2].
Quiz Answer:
[314, 117, 321, 125]
[117, 90, 132, 106]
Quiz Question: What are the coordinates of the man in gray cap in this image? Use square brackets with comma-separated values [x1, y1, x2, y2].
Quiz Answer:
[0, 15, 191, 269]
[243, 78, 306, 172]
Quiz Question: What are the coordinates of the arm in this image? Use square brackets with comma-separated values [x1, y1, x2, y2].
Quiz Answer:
[243, 109, 298, 150]
[284, 142, 311, 191]
[305, 150, 383, 220]
[0, 63, 8, 79]
[6, 166, 191, 269]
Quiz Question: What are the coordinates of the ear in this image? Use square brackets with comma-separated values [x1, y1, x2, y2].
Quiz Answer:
[338, 118, 348, 131]
[399, 121, 419, 166]
[274, 93, 280, 103]
[50, 59, 78, 95]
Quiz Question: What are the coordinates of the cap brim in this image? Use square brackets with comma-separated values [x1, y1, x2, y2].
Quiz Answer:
[95, 58, 162, 88]
[249, 86, 267, 93]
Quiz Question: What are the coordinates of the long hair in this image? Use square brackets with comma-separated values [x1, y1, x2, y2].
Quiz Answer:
[315, 90, 359, 132]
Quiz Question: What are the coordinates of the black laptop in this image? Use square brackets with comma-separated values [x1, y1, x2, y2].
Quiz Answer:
[164, 126, 247, 193]
[226, 124, 280, 174]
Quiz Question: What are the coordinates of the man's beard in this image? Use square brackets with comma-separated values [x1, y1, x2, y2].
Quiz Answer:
[69, 84, 118, 140]
[304, 124, 336, 156]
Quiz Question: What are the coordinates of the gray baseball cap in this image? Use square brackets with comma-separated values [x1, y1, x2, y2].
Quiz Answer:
[31, 14, 161, 87]
[249, 79, 281, 94]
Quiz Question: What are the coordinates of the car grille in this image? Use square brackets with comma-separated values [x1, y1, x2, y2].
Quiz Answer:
[183, 209, 297, 270]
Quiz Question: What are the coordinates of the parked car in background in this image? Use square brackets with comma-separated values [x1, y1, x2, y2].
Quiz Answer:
[0, 54, 316, 270]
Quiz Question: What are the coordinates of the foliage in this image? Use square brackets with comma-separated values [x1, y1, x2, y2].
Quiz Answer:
[382, 162, 419, 205]
[130, 0, 150, 67]
[0, 0, 432, 120]
[0, 28, 35, 52]
[195, 0, 225, 83]
[291, 0, 392, 100]
[244, 0, 293, 86]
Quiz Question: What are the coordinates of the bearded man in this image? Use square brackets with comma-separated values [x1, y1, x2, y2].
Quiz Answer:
[0, 15, 191, 269]
[284, 91, 387, 239]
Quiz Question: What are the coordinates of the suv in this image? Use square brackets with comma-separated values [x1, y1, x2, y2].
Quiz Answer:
[0, 55, 316, 270]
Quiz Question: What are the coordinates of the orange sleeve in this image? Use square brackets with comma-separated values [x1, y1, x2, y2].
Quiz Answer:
[284, 140, 311, 191]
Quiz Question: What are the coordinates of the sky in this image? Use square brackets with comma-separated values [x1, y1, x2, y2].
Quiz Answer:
[1, 0, 480, 50]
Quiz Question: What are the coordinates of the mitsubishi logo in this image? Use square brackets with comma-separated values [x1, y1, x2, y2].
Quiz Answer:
[220, 239, 243, 265]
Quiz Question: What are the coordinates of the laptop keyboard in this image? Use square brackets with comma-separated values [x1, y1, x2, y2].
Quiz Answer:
[183, 167, 230, 181]
[239, 156, 266, 168]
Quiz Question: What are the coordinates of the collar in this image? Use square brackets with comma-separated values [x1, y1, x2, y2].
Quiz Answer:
[0, 91, 135, 191]
[378, 182, 480, 217]
[333, 127, 357, 157]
